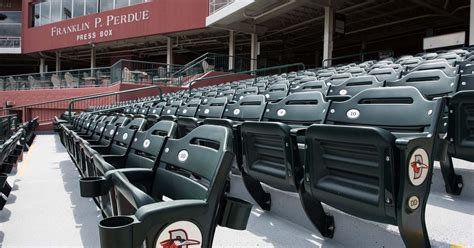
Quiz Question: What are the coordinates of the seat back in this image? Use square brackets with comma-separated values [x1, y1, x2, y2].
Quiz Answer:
[201, 91, 217, 105]
[125, 121, 177, 169]
[263, 91, 330, 126]
[100, 116, 131, 146]
[109, 118, 147, 155]
[196, 97, 228, 119]
[324, 86, 443, 137]
[290, 80, 328, 94]
[152, 125, 233, 202]
[327, 75, 382, 97]
[262, 83, 289, 102]
[162, 100, 182, 116]
[234, 87, 259, 101]
[222, 95, 266, 121]
[91, 116, 117, 141]
[148, 102, 167, 116]
[385, 69, 459, 99]
[326, 73, 352, 86]
[368, 68, 400, 82]
[176, 98, 201, 117]
[405, 60, 459, 77]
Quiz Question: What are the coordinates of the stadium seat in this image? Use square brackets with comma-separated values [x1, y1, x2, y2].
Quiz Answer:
[302, 86, 444, 246]
[176, 97, 228, 138]
[80, 125, 251, 248]
[327, 75, 382, 97]
[240, 91, 329, 210]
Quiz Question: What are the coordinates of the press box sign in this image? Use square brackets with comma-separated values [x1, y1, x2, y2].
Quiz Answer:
[50, 10, 150, 42]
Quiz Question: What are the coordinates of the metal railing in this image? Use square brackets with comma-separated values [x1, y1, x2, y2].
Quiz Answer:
[67, 85, 163, 119]
[0, 37, 21, 49]
[189, 63, 306, 91]
[110, 59, 183, 85]
[322, 49, 394, 67]
[173, 53, 251, 86]
[0, 59, 183, 91]
[0, 85, 162, 127]
[0, 67, 113, 91]
[209, 0, 235, 14]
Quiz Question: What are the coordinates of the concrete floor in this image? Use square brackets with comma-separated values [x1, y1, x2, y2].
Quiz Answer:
[0, 134, 472, 247]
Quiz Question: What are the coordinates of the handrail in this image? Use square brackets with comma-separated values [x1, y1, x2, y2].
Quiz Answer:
[321, 49, 393, 66]
[87, 98, 159, 115]
[67, 85, 163, 120]
[0, 90, 117, 111]
[188, 62, 306, 92]
[0, 66, 111, 79]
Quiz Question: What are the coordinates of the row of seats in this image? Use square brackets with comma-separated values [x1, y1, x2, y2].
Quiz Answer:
[58, 48, 474, 248]
[0, 117, 38, 210]
[57, 114, 252, 248]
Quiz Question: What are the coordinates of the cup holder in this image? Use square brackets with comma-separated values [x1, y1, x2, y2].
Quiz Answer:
[99, 216, 135, 248]
[79, 176, 108, 197]
[218, 196, 253, 230]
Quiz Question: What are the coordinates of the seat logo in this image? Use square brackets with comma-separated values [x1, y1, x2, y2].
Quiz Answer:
[122, 133, 128, 140]
[167, 110, 171, 114]
[265, 94, 270, 99]
[339, 89, 348, 95]
[153, 110, 157, 113]
[204, 109, 210, 114]
[100, 127, 104, 132]
[408, 148, 429, 186]
[143, 139, 151, 148]
[110, 130, 114, 135]
[277, 109, 286, 117]
[234, 109, 240, 115]
[156, 221, 202, 248]
[183, 109, 188, 114]
[346, 109, 360, 119]
[178, 150, 189, 162]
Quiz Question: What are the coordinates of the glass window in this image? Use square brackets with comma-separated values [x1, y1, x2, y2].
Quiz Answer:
[41, 1, 52, 25]
[0, 11, 21, 36]
[51, 0, 61, 22]
[62, 0, 72, 20]
[73, 0, 84, 18]
[85, 0, 98, 15]
[100, 0, 113, 12]
[115, 0, 128, 8]
[33, 4, 40, 27]
[130, 0, 145, 5]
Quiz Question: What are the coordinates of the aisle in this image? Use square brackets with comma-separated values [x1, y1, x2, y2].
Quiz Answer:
[0, 134, 101, 247]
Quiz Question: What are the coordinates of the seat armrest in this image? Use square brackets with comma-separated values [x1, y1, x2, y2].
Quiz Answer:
[290, 127, 308, 137]
[395, 136, 431, 149]
[98, 200, 208, 248]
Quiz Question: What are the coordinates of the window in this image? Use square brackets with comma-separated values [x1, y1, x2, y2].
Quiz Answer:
[62, 0, 72, 20]
[73, 0, 85, 18]
[115, 0, 128, 9]
[0, 11, 21, 37]
[33, 4, 40, 27]
[130, 0, 145, 4]
[41, 1, 52, 25]
[85, 0, 98, 15]
[31, 0, 148, 27]
[100, 0, 113, 12]
[50, 0, 61, 22]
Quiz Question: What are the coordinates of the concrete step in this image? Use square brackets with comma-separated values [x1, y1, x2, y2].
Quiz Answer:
[228, 158, 474, 247]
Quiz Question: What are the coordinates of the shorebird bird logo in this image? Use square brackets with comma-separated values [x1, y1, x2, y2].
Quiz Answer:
[408, 149, 430, 186]
[160, 229, 201, 248]
[410, 154, 429, 179]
